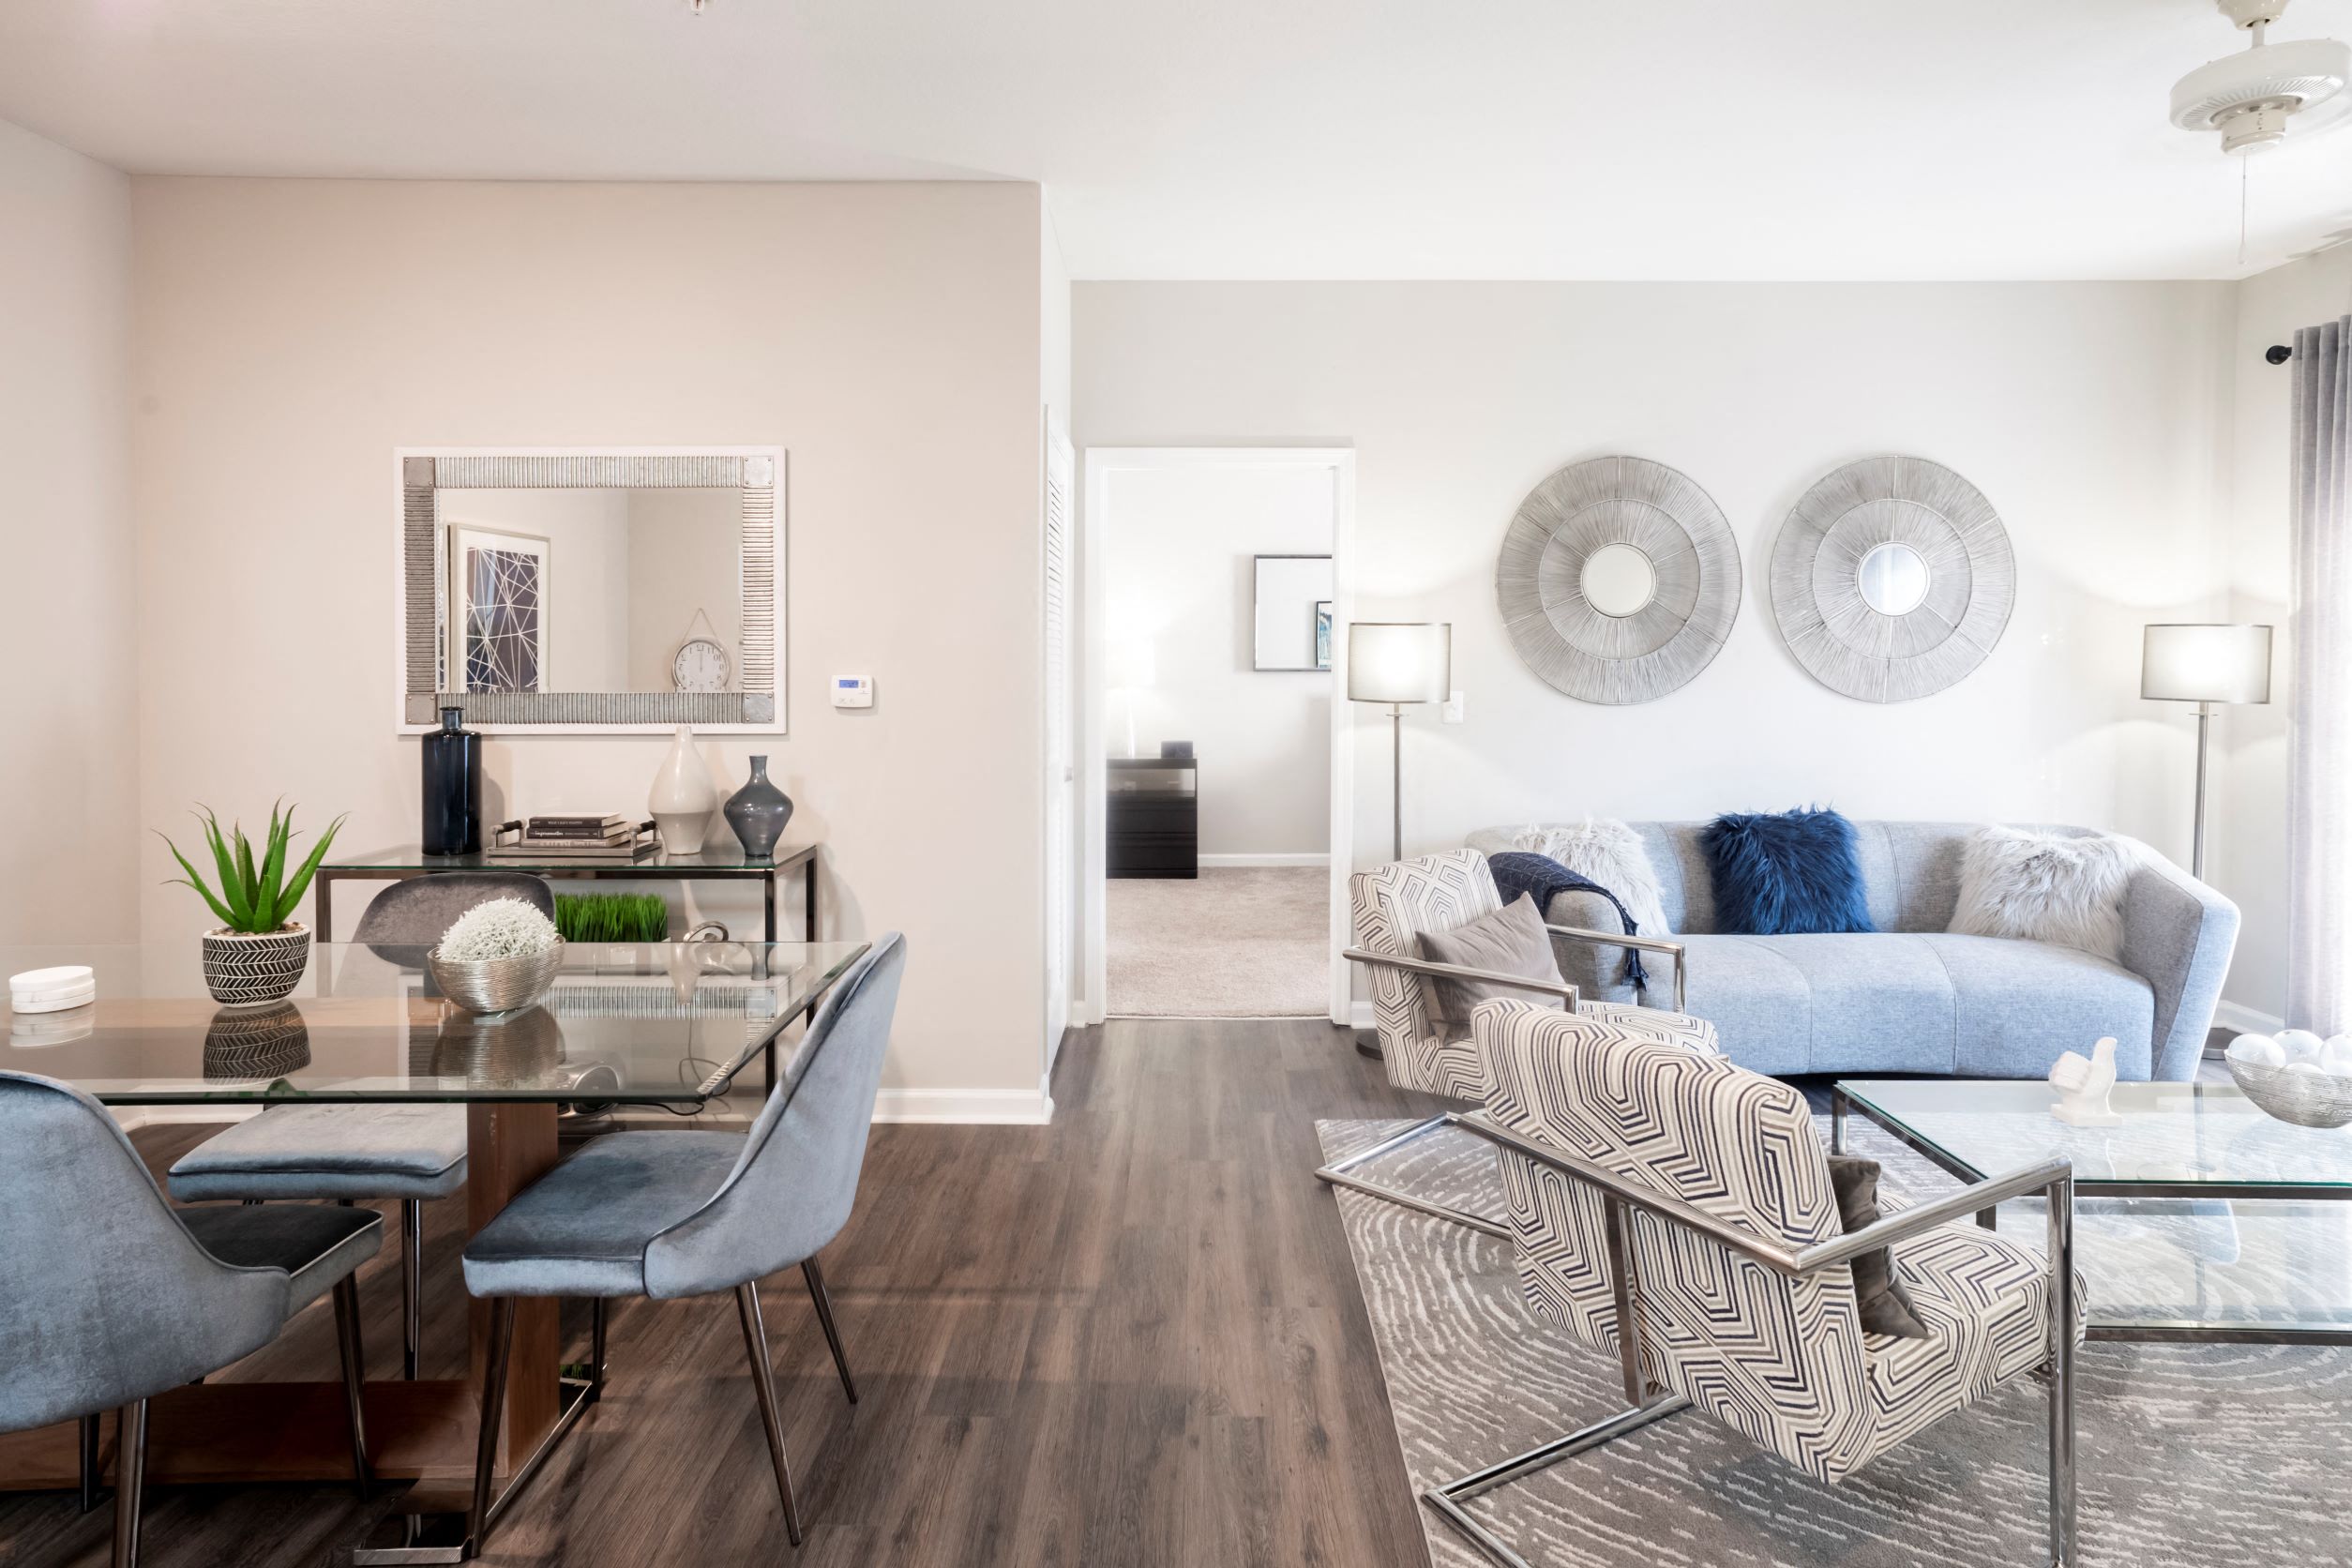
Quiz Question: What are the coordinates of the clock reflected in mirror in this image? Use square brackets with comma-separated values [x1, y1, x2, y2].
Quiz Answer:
[672, 634, 731, 692]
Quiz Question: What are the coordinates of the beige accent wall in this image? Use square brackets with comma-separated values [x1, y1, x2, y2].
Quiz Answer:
[129, 178, 1048, 1112]
[0, 121, 137, 943]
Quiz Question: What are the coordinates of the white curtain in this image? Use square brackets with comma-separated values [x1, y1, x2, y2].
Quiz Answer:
[2288, 316, 2352, 1033]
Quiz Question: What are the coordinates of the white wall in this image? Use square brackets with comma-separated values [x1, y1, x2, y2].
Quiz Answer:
[128, 178, 1050, 1116]
[0, 120, 136, 943]
[1077, 283, 2238, 931]
[1103, 463, 1332, 855]
[2216, 247, 2352, 1026]
[438, 487, 629, 692]
[625, 488, 744, 693]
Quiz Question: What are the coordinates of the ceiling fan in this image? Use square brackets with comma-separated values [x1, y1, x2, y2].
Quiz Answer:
[2172, 0, 2352, 153]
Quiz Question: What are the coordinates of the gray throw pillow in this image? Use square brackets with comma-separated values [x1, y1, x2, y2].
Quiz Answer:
[1418, 894, 1568, 1028]
[1825, 1155, 1932, 1339]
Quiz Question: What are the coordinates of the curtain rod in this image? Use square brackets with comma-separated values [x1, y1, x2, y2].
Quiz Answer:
[2269, 344, 2295, 364]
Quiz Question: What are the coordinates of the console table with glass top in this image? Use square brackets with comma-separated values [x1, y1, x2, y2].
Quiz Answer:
[0, 937, 867, 1560]
[315, 840, 822, 944]
[1835, 1076, 2352, 1345]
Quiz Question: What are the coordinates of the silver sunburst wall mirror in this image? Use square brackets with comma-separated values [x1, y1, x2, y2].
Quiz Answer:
[1496, 455, 1741, 705]
[1770, 455, 2014, 703]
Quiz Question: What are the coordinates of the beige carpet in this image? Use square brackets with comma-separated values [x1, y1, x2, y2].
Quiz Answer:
[1107, 866, 1329, 1017]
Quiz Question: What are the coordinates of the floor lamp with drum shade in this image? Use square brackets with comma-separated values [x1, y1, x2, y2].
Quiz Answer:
[2141, 622, 2272, 881]
[1348, 623, 1452, 863]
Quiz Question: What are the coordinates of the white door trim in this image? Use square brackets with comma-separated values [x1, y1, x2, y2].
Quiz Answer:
[1078, 446, 1358, 1026]
[1042, 409, 1076, 1074]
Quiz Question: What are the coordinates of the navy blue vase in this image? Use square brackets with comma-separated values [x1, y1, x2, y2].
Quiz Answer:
[723, 756, 793, 861]
[421, 706, 482, 855]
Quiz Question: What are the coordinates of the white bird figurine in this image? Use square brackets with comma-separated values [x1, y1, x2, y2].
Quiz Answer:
[2049, 1037, 2123, 1126]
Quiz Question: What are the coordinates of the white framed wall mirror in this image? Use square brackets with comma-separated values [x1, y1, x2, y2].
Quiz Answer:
[394, 447, 786, 733]
[1252, 553, 1334, 671]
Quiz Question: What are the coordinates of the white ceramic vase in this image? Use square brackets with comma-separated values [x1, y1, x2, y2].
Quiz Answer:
[648, 724, 718, 854]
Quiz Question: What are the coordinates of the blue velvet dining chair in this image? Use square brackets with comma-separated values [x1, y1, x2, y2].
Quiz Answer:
[0, 1070, 381, 1568]
[168, 871, 553, 1380]
[459, 931, 906, 1556]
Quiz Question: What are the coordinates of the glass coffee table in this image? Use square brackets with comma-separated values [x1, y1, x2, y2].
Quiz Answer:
[1834, 1078, 2352, 1344]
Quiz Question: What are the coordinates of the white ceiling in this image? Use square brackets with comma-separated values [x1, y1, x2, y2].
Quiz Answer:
[4, 0, 2350, 279]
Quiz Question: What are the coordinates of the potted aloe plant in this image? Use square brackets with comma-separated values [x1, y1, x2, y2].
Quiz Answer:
[158, 803, 344, 1006]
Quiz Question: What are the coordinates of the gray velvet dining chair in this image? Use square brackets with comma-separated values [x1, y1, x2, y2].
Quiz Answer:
[0, 1070, 381, 1568]
[168, 871, 554, 1380]
[459, 931, 906, 1557]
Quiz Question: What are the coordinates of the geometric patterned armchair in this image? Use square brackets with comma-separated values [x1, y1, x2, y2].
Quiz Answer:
[1320, 850, 1724, 1239]
[1435, 998, 2084, 1568]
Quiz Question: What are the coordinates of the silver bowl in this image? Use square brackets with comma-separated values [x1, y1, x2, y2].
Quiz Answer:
[2224, 1056, 2352, 1129]
[427, 942, 564, 1017]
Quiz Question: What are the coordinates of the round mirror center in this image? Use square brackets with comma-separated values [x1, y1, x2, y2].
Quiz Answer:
[1858, 541, 1931, 616]
[1580, 543, 1658, 618]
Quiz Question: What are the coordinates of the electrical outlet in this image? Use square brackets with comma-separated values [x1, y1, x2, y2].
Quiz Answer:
[1441, 689, 1465, 724]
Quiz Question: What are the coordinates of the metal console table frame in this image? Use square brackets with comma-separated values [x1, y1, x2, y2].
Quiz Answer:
[316, 842, 822, 945]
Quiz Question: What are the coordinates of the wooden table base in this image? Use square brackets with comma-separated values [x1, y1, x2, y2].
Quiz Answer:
[0, 1381, 476, 1489]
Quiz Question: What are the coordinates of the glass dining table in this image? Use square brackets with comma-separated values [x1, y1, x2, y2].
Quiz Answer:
[0, 937, 868, 1554]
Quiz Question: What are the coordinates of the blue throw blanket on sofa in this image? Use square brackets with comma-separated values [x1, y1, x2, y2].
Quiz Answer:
[1486, 851, 1651, 994]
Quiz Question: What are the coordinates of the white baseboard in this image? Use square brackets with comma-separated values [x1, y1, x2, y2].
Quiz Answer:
[1198, 852, 1330, 868]
[872, 1082, 1055, 1124]
[2214, 1000, 2284, 1035]
[1348, 1000, 1374, 1030]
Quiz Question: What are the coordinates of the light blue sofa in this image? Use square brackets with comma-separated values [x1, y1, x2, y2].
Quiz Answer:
[1463, 821, 2239, 1082]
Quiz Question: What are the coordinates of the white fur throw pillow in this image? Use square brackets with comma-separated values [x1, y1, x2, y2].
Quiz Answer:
[1947, 826, 2143, 962]
[1508, 818, 1672, 936]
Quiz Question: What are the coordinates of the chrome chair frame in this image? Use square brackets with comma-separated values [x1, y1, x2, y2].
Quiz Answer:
[1429, 1110, 2080, 1568]
[1316, 949, 1582, 1241]
[1542, 924, 1687, 1013]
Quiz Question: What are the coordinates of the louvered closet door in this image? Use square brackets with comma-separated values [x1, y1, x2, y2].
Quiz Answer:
[1043, 412, 1076, 1063]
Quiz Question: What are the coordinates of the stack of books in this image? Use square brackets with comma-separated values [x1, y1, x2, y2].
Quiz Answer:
[487, 815, 659, 861]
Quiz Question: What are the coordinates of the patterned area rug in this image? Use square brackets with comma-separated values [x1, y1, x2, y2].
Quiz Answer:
[1318, 1115, 2352, 1568]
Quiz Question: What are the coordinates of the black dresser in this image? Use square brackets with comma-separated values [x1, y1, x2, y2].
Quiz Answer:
[1108, 757, 1198, 879]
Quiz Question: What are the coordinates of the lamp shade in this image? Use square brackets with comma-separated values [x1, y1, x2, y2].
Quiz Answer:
[1108, 636, 1156, 691]
[2141, 624, 2272, 705]
[1348, 622, 1451, 704]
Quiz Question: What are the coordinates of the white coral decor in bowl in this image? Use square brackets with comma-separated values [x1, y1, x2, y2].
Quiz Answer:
[438, 898, 561, 961]
[429, 898, 564, 1017]
[2225, 1030, 2352, 1128]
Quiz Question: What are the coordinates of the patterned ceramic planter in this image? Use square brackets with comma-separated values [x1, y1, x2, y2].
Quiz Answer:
[201, 925, 312, 1007]
[202, 1001, 312, 1078]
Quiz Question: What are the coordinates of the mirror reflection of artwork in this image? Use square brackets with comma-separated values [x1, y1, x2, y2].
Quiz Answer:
[1252, 554, 1335, 671]
[435, 488, 744, 698]
[452, 527, 546, 693]
[400, 452, 783, 731]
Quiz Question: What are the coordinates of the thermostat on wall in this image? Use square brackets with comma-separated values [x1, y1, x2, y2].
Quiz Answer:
[831, 676, 874, 709]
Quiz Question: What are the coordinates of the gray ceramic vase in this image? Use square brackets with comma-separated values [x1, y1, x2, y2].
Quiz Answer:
[724, 756, 794, 862]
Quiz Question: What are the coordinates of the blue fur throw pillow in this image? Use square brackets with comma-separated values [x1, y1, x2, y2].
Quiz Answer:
[1699, 807, 1875, 935]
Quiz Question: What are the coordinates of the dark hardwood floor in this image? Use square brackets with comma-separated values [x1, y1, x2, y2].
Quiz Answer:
[0, 1019, 1439, 1568]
